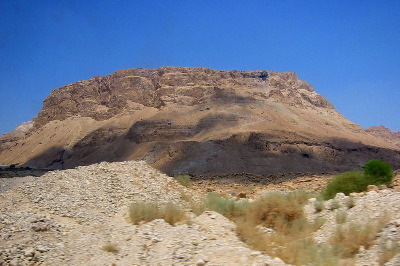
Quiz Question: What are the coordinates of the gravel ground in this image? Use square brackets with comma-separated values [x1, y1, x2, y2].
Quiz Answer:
[0, 161, 399, 265]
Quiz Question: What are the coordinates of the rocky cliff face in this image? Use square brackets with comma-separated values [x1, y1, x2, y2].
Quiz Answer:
[1, 67, 399, 174]
[33, 67, 332, 128]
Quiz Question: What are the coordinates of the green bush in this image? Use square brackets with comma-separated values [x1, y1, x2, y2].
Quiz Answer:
[364, 160, 393, 185]
[322, 171, 367, 200]
[322, 160, 394, 199]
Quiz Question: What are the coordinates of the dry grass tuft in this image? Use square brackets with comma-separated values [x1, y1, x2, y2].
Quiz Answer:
[330, 216, 388, 258]
[379, 243, 400, 265]
[335, 210, 347, 224]
[102, 242, 119, 254]
[233, 191, 340, 265]
[129, 201, 186, 225]
[203, 192, 248, 219]
[244, 192, 306, 232]
[129, 201, 162, 224]
[345, 197, 356, 209]
[329, 199, 341, 210]
[314, 199, 325, 213]
[163, 203, 187, 225]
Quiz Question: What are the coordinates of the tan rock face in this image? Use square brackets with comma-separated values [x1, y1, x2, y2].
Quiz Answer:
[1, 67, 399, 174]
[366, 126, 400, 148]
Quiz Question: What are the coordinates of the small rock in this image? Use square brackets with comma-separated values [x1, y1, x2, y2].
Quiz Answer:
[196, 259, 206, 266]
[335, 192, 346, 199]
[9, 259, 20, 266]
[395, 219, 400, 227]
[33, 250, 42, 258]
[308, 198, 317, 203]
[23, 247, 35, 257]
[238, 192, 247, 198]
[10, 247, 18, 254]
[367, 185, 378, 192]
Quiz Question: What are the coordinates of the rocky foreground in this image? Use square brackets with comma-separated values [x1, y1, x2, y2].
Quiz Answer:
[0, 161, 400, 265]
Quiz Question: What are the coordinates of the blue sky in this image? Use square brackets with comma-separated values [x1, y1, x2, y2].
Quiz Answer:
[1, 0, 399, 135]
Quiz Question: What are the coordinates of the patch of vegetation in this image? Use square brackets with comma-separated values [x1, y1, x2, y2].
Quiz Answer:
[330, 220, 385, 258]
[203, 192, 249, 219]
[322, 171, 367, 200]
[335, 210, 347, 224]
[243, 191, 306, 233]
[313, 199, 325, 213]
[379, 242, 400, 265]
[173, 173, 193, 187]
[129, 201, 186, 225]
[364, 160, 393, 185]
[329, 199, 341, 210]
[163, 203, 187, 225]
[322, 160, 394, 199]
[197, 189, 387, 265]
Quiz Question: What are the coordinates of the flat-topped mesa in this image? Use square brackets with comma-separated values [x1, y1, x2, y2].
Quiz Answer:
[5, 66, 397, 174]
[33, 67, 333, 129]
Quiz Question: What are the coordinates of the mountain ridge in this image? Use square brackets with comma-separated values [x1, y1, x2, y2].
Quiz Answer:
[366, 125, 400, 148]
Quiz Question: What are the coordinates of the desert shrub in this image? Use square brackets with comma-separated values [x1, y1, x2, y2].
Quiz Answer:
[237, 217, 336, 265]
[364, 160, 393, 185]
[129, 201, 186, 225]
[286, 190, 315, 204]
[314, 199, 325, 213]
[102, 242, 119, 253]
[174, 173, 193, 187]
[330, 219, 387, 258]
[329, 199, 341, 210]
[204, 193, 248, 219]
[244, 191, 305, 232]
[379, 242, 400, 265]
[234, 191, 343, 265]
[335, 210, 347, 224]
[322, 171, 367, 200]
[129, 201, 162, 224]
[163, 203, 187, 225]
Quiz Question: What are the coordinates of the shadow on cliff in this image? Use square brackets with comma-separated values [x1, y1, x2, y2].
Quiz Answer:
[156, 133, 400, 176]
[23, 146, 67, 170]
[22, 119, 400, 177]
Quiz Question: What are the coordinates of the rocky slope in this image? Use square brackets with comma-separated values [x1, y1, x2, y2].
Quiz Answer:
[1, 161, 399, 265]
[0, 67, 399, 175]
[366, 126, 400, 148]
[0, 161, 287, 265]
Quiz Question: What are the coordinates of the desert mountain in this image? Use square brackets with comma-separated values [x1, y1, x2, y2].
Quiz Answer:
[366, 126, 400, 148]
[0, 67, 399, 175]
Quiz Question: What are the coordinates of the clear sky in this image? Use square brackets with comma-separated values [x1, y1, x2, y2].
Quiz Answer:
[1, 0, 399, 135]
